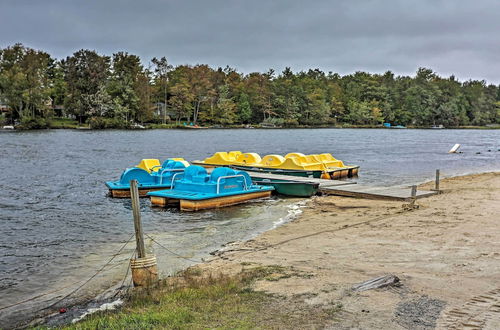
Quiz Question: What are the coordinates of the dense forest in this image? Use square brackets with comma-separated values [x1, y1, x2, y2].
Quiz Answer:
[0, 43, 499, 129]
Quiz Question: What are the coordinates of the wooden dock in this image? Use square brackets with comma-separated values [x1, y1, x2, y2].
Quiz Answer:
[319, 184, 437, 201]
[247, 172, 438, 201]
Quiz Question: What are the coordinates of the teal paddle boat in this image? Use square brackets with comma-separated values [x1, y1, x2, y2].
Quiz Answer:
[148, 166, 274, 211]
[252, 178, 319, 197]
[106, 159, 188, 198]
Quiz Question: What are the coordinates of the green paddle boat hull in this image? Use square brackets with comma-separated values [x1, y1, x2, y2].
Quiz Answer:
[252, 179, 320, 197]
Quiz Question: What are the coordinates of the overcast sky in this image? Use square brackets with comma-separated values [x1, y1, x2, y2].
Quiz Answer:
[1, 0, 499, 84]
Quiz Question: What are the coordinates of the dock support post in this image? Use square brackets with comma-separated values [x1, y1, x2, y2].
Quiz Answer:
[410, 185, 417, 207]
[129, 180, 158, 287]
[130, 180, 146, 258]
[434, 169, 440, 192]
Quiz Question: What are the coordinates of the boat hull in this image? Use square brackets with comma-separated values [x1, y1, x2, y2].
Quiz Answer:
[109, 187, 171, 198]
[150, 190, 272, 211]
[253, 180, 319, 197]
[228, 165, 323, 178]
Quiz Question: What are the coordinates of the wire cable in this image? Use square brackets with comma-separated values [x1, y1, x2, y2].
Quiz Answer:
[145, 233, 200, 263]
[41, 233, 135, 311]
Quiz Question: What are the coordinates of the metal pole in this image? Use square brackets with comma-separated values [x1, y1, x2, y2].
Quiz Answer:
[130, 180, 146, 258]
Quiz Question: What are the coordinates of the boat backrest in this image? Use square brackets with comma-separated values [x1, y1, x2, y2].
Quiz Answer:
[119, 167, 155, 184]
[307, 154, 323, 163]
[210, 167, 237, 183]
[285, 152, 305, 159]
[228, 151, 242, 159]
[303, 155, 321, 164]
[319, 153, 337, 162]
[236, 152, 262, 165]
[161, 159, 174, 169]
[162, 159, 189, 170]
[136, 159, 161, 173]
[279, 157, 306, 169]
[183, 165, 208, 182]
[203, 152, 234, 165]
[316, 154, 345, 167]
[261, 155, 286, 167]
[235, 170, 252, 187]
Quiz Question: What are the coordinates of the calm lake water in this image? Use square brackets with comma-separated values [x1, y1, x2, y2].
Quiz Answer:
[1, 128, 499, 326]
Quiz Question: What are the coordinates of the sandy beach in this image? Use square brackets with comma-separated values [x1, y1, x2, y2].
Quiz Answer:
[197, 172, 500, 329]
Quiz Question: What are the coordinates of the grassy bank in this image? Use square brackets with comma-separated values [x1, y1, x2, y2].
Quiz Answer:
[49, 118, 79, 129]
[40, 266, 339, 329]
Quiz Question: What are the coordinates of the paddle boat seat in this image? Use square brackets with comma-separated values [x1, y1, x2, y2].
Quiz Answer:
[136, 159, 161, 173]
[235, 152, 262, 165]
[285, 152, 306, 159]
[152, 159, 190, 172]
[228, 150, 243, 159]
[307, 154, 345, 168]
[202, 152, 240, 165]
[148, 166, 273, 211]
[260, 155, 286, 167]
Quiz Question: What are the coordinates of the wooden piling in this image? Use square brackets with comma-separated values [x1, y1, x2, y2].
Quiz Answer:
[130, 180, 146, 258]
[434, 169, 440, 192]
[410, 185, 417, 207]
[129, 180, 158, 287]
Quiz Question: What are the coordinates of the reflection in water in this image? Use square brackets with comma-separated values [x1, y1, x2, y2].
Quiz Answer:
[0, 128, 499, 325]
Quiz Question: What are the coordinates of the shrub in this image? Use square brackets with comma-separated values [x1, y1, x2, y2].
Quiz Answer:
[88, 117, 129, 129]
[18, 117, 49, 129]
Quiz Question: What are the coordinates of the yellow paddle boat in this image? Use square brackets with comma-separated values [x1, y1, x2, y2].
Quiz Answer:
[194, 151, 262, 167]
[284, 153, 359, 179]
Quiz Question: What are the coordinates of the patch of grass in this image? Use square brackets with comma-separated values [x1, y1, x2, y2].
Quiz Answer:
[49, 265, 338, 329]
[49, 118, 79, 129]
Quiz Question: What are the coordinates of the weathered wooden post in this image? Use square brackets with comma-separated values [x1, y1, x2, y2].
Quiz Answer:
[129, 180, 158, 287]
[434, 169, 440, 192]
[410, 185, 417, 207]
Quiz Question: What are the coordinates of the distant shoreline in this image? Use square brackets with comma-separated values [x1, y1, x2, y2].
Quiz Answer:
[4, 124, 500, 131]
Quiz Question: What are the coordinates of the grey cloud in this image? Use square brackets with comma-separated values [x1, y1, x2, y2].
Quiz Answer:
[1, 0, 499, 83]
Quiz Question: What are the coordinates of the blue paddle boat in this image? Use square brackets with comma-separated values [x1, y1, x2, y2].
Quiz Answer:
[148, 166, 274, 211]
[106, 159, 189, 198]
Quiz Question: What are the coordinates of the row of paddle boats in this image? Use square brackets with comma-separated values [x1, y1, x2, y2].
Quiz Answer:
[192, 151, 359, 179]
[105, 152, 358, 211]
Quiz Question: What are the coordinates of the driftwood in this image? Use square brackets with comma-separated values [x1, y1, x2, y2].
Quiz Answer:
[352, 274, 400, 292]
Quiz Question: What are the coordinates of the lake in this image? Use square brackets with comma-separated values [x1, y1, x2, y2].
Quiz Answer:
[0, 128, 499, 326]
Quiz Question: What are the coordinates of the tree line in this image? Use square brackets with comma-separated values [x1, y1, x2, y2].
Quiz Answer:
[1, 43, 499, 128]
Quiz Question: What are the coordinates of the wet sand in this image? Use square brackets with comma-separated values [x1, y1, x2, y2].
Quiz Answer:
[199, 172, 500, 329]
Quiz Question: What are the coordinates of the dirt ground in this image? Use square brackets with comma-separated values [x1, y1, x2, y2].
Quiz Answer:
[198, 172, 500, 329]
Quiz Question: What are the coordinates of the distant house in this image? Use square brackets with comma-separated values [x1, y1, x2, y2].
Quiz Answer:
[155, 102, 175, 120]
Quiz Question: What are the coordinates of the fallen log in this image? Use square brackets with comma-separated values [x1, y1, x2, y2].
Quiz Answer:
[352, 274, 400, 292]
